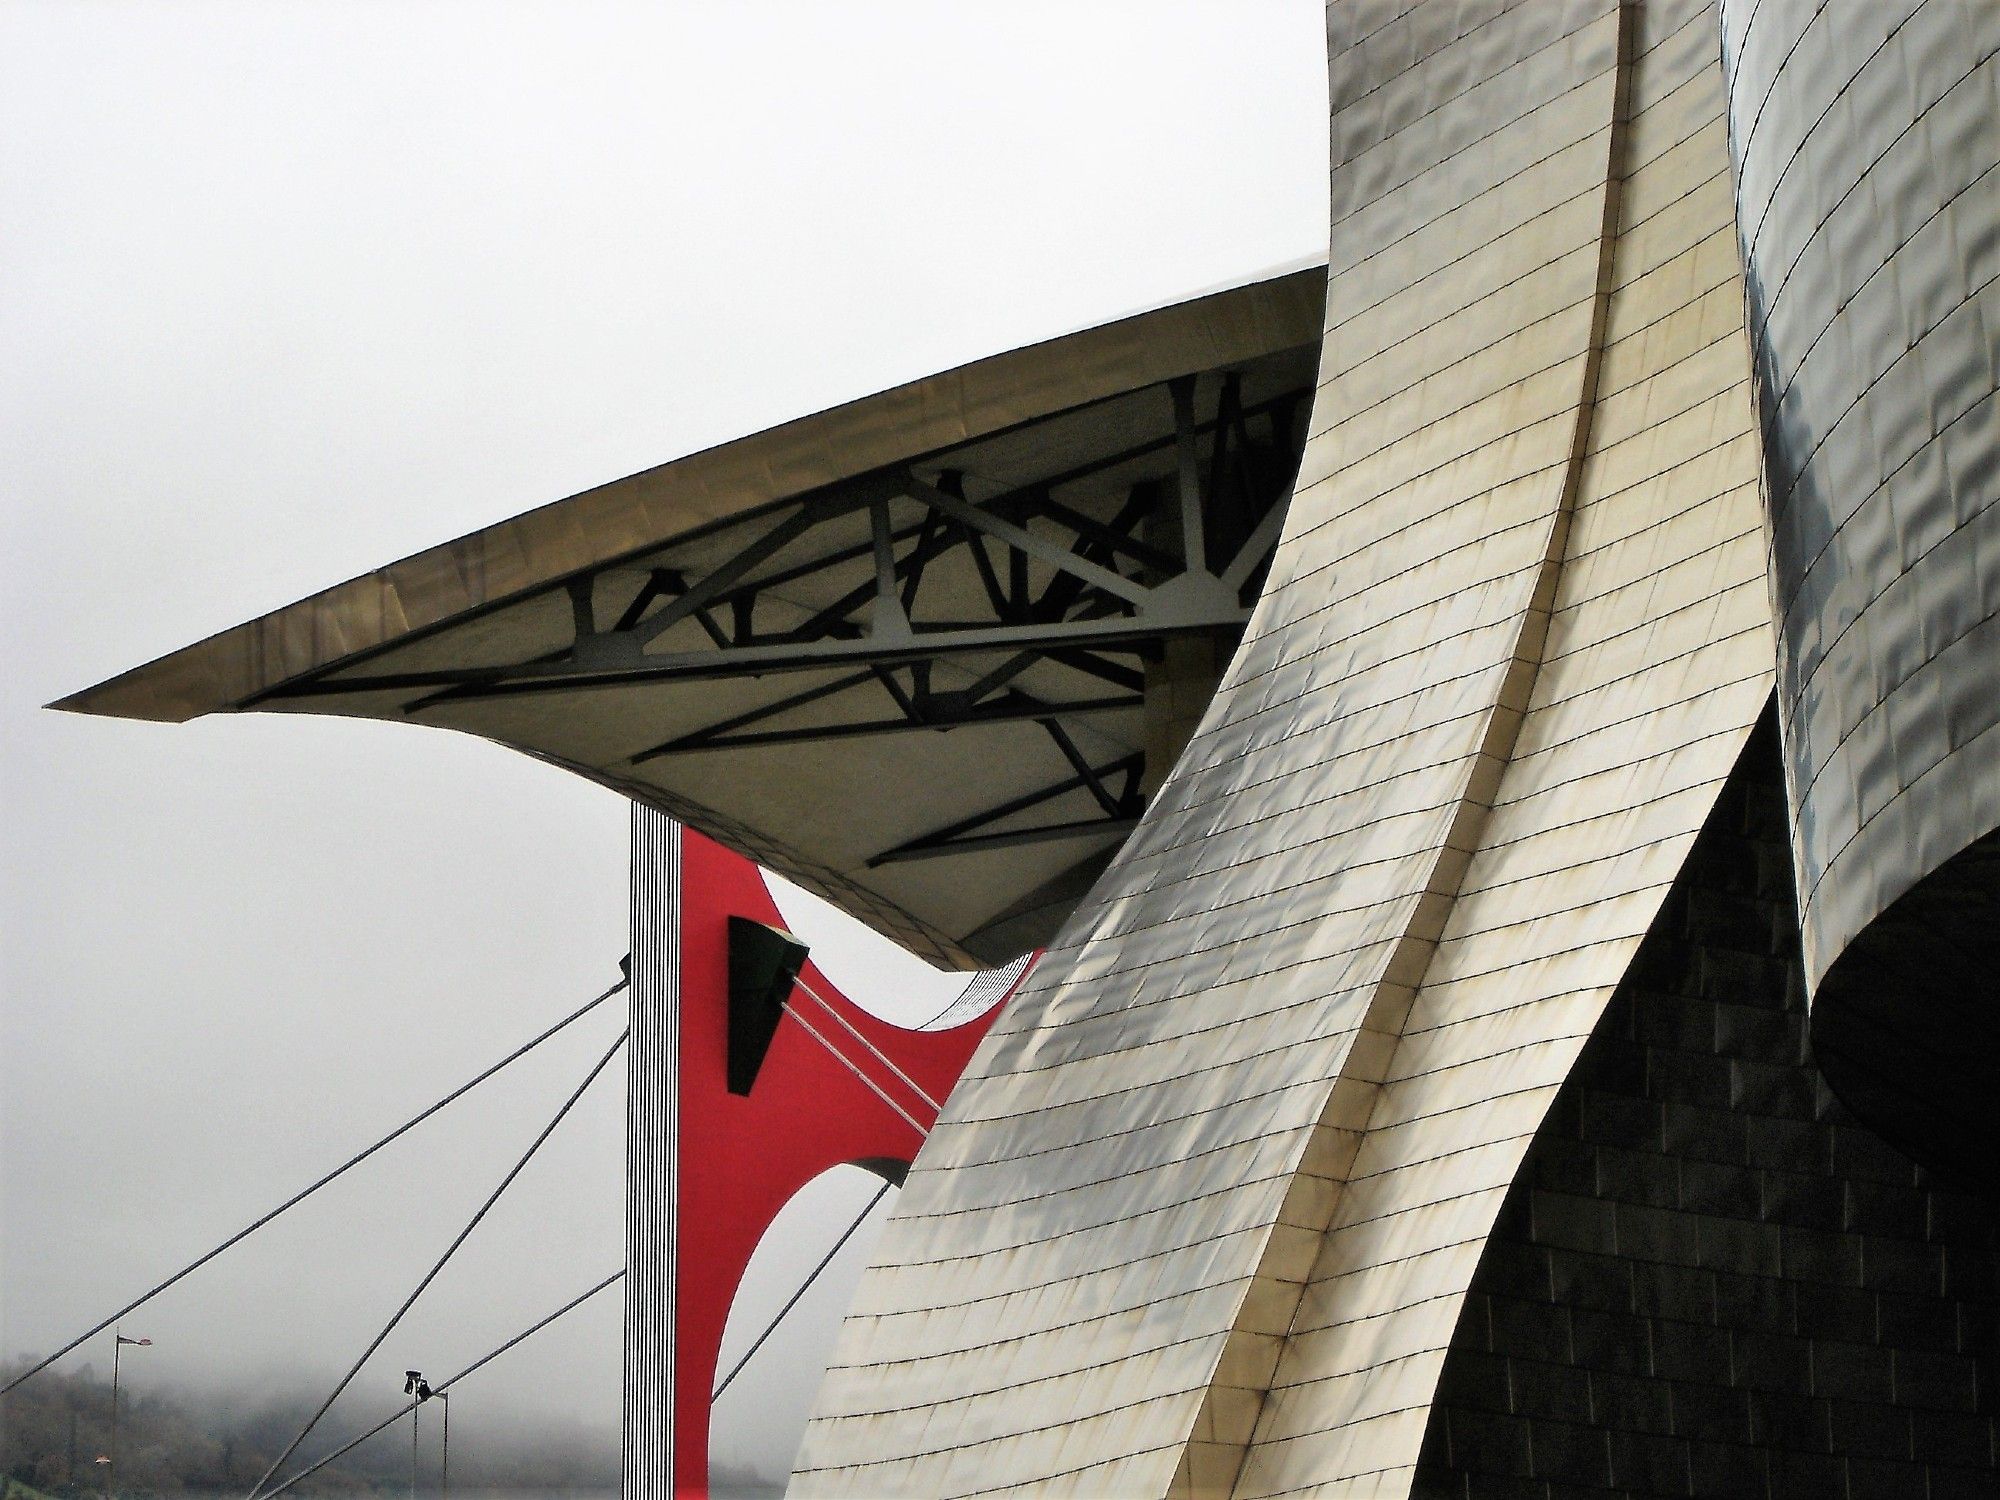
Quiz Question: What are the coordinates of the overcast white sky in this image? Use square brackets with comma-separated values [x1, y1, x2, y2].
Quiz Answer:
[0, 1, 1326, 1484]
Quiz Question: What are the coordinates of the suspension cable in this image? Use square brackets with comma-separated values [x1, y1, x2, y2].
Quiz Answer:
[779, 1002, 927, 1136]
[792, 977, 939, 1111]
[1, 971, 629, 1399]
[259, 1270, 623, 1499]
[248, 1030, 628, 1499]
[711, 1179, 892, 1402]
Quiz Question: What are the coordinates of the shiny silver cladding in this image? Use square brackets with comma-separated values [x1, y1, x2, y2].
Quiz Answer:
[1721, 0, 2000, 984]
[796, 3, 1776, 1494]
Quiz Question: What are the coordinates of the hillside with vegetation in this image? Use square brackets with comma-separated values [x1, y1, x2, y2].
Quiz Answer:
[0, 1360, 630, 1497]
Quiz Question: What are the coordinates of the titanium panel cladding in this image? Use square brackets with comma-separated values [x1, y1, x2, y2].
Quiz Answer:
[1720, 0, 2000, 1179]
[797, 3, 1776, 1493]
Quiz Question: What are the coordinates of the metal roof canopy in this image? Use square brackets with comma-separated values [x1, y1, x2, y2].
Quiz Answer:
[59, 268, 1327, 968]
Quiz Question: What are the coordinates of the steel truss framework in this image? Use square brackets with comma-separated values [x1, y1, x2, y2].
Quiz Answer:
[262, 374, 1304, 869]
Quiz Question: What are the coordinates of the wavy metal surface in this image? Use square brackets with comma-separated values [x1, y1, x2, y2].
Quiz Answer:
[1232, 2, 1772, 1489]
[1718, 0, 2000, 1182]
[796, 3, 1775, 1493]
[1719, 0, 2000, 990]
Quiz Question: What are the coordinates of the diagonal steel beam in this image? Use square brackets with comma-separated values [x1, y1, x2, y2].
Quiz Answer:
[284, 612, 1246, 705]
[1040, 719, 1124, 819]
[867, 749, 1145, 867]
[783, 510, 965, 645]
[633, 692, 1142, 758]
[1048, 648, 1145, 694]
[236, 384, 1310, 712]
[899, 472, 1153, 607]
[1035, 481, 1160, 623]
[869, 816, 1140, 864]
[1220, 493, 1290, 595]
[1029, 489, 1181, 577]
[625, 669, 878, 762]
[631, 506, 825, 645]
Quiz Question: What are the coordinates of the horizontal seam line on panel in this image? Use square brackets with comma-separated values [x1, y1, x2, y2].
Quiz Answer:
[894, 1124, 1315, 1224]
[1562, 476, 1759, 565]
[1773, 372, 2000, 704]
[1328, 15, 1619, 232]
[1541, 564, 1767, 664]
[818, 1331, 1227, 1416]
[1747, 46, 1999, 402]
[1279, 403, 1579, 563]
[1759, 149, 2000, 452]
[1762, 257, 2000, 630]
[1325, 87, 1619, 286]
[1585, 322, 1748, 421]
[1319, 249, 1605, 407]
[925, 1075, 1326, 1176]
[1498, 664, 1771, 775]
[946, 1009, 1378, 1125]
[1399, 978, 1630, 1042]
[1738, 7, 1925, 272]
[1468, 716, 1758, 845]
[1247, 485, 1566, 643]
[1307, 305, 1600, 452]
[1554, 524, 1764, 624]
[1326, 8, 1663, 265]
[1320, 78, 1724, 355]
[838, 1221, 1280, 1328]
[1328, 3, 1603, 146]
[1774, 383, 2000, 848]
[1798, 687, 2000, 920]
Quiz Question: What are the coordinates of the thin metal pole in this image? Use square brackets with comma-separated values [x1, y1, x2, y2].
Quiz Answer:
[411, 1401, 420, 1500]
[260, 1271, 622, 1499]
[438, 1394, 449, 1500]
[108, 1332, 121, 1500]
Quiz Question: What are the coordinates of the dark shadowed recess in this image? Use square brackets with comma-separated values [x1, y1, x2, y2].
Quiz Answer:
[1811, 826, 2000, 1198]
[1413, 711, 2000, 1500]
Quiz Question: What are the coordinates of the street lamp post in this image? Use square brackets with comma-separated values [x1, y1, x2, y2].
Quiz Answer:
[404, 1371, 423, 1500]
[403, 1370, 440, 1500]
[436, 1389, 450, 1500]
[107, 1330, 151, 1499]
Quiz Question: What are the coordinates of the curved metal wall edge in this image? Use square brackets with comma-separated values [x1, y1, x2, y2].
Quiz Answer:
[1719, 0, 2000, 1183]
[1231, 4, 1774, 1488]
[796, 3, 1779, 1493]
[53, 268, 1323, 725]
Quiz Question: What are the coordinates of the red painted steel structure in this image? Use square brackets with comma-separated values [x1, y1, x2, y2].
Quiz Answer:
[672, 830, 1019, 1495]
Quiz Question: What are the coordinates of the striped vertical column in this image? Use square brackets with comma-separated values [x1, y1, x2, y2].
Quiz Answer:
[623, 806, 680, 1500]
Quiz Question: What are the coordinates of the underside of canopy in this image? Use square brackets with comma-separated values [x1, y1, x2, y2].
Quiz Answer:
[58, 266, 1327, 967]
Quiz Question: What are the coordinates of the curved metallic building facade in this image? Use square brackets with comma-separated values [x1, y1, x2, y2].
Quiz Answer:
[60, 1, 2000, 1496]
[798, 1, 1999, 1494]
[798, 1, 1782, 1491]
[1719, 0, 2000, 1183]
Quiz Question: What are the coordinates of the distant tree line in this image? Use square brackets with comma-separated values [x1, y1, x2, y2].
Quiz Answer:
[0, 1360, 631, 1497]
